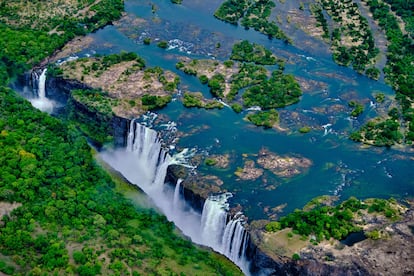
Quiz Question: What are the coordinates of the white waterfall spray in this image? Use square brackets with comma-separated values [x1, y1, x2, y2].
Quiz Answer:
[173, 179, 183, 210]
[200, 195, 250, 274]
[30, 68, 54, 113]
[101, 121, 250, 275]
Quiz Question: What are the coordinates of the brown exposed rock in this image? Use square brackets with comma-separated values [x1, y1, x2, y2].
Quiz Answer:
[257, 148, 312, 178]
[208, 154, 231, 169]
[235, 160, 264, 181]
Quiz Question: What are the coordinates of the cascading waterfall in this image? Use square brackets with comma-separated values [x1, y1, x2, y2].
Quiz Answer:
[200, 194, 230, 249]
[173, 178, 182, 210]
[101, 120, 250, 275]
[30, 68, 54, 113]
[200, 195, 250, 274]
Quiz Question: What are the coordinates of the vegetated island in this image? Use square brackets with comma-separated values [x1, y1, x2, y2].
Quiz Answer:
[278, 0, 414, 147]
[0, 1, 242, 275]
[177, 40, 302, 129]
[211, 0, 413, 147]
[214, 0, 292, 43]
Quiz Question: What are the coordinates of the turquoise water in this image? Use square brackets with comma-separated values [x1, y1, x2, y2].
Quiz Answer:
[80, 0, 413, 220]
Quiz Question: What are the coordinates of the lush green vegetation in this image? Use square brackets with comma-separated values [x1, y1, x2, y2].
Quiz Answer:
[0, 0, 124, 83]
[230, 40, 277, 65]
[208, 74, 226, 98]
[171, 0, 183, 4]
[182, 92, 224, 109]
[231, 103, 243, 113]
[205, 158, 218, 166]
[350, 117, 403, 146]
[310, 0, 380, 76]
[214, 0, 290, 42]
[299, 126, 311, 133]
[157, 41, 169, 49]
[78, 52, 146, 77]
[348, 101, 364, 117]
[174, 41, 301, 128]
[267, 197, 401, 242]
[242, 70, 302, 109]
[213, 0, 249, 25]
[228, 63, 268, 101]
[310, 4, 330, 39]
[362, 0, 414, 144]
[0, 87, 241, 275]
[69, 89, 115, 146]
[246, 110, 279, 128]
[141, 94, 172, 110]
[382, 0, 414, 36]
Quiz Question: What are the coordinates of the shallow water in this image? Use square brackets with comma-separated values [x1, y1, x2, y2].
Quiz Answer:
[74, 0, 413, 220]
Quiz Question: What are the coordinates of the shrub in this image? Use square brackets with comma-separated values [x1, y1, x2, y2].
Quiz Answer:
[199, 75, 209, 84]
[157, 41, 168, 49]
[299, 126, 311, 133]
[231, 103, 243, 113]
[205, 158, 217, 166]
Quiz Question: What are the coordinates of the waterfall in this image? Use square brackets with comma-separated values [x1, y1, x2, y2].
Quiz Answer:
[38, 68, 47, 99]
[200, 194, 229, 249]
[200, 196, 251, 274]
[126, 121, 170, 189]
[173, 179, 182, 210]
[30, 68, 54, 113]
[101, 121, 250, 275]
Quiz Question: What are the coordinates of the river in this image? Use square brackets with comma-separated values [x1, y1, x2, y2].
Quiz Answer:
[60, 0, 413, 220]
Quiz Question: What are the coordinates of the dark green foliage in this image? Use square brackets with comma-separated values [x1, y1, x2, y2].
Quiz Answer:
[141, 94, 172, 110]
[230, 40, 277, 65]
[199, 75, 209, 84]
[143, 37, 151, 45]
[317, 0, 380, 73]
[311, 4, 330, 39]
[364, 0, 414, 144]
[182, 92, 224, 109]
[214, 0, 290, 42]
[223, 60, 234, 68]
[0, 87, 241, 274]
[69, 89, 114, 146]
[265, 221, 281, 232]
[208, 74, 226, 98]
[183, 92, 204, 108]
[365, 67, 380, 80]
[278, 200, 361, 240]
[231, 103, 243, 113]
[246, 110, 279, 128]
[242, 71, 302, 109]
[205, 158, 217, 166]
[214, 0, 249, 25]
[157, 41, 169, 49]
[271, 197, 400, 241]
[171, 0, 183, 4]
[348, 101, 364, 117]
[374, 93, 385, 103]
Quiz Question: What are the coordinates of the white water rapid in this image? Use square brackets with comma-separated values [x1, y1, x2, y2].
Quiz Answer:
[101, 120, 251, 274]
[30, 68, 54, 113]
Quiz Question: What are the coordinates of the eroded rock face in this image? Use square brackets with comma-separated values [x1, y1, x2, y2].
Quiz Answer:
[257, 148, 312, 178]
